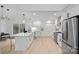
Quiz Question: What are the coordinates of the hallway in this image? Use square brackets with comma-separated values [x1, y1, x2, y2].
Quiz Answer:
[26, 37, 62, 54]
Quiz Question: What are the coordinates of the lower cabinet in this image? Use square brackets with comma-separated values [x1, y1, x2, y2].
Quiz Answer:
[15, 33, 34, 51]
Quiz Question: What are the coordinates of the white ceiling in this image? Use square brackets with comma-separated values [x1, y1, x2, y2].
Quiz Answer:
[0, 4, 69, 19]
[0, 4, 68, 11]
[0, 4, 69, 23]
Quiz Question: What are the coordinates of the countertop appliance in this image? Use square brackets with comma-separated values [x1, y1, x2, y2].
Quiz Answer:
[53, 32, 62, 47]
[62, 15, 79, 54]
[57, 32, 62, 47]
[54, 32, 61, 44]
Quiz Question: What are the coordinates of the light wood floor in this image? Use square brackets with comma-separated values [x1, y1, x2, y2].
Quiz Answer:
[0, 39, 15, 54]
[0, 36, 62, 54]
[26, 37, 62, 54]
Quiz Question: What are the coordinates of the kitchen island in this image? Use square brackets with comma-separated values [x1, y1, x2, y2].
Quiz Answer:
[11, 33, 34, 51]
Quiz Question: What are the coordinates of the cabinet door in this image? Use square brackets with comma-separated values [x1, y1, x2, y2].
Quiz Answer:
[13, 24, 19, 34]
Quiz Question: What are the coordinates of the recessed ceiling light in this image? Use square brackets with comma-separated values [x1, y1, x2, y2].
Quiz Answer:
[46, 20, 51, 24]
[7, 9, 10, 11]
[33, 13, 36, 15]
[33, 21, 41, 26]
[31, 27, 37, 32]
[22, 20, 25, 23]
[55, 19, 57, 25]
[1, 5, 4, 8]
[54, 13, 56, 16]
[61, 17, 63, 20]
[22, 13, 26, 16]
[31, 27, 37, 30]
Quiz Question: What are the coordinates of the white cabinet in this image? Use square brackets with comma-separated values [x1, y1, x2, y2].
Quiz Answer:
[12, 33, 34, 51]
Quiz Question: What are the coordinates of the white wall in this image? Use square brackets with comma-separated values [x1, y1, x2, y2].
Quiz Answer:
[40, 24, 55, 36]
[0, 18, 8, 33]
[61, 4, 79, 19]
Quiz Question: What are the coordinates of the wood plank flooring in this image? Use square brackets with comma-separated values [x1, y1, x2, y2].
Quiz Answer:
[26, 36, 62, 54]
[0, 36, 62, 54]
[0, 39, 15, 54]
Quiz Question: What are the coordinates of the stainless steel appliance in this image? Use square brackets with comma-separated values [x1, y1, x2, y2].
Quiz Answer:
[62, 15, 79, 54]
[54, 32, 62, 46]
[54, 32, 61, 44]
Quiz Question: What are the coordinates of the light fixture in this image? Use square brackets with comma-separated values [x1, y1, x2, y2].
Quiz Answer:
[54, 13, 56, 16]
[61, 16, 63, 21]
[33, 13, 36, 16]
[22, 13, 26, 24]
[55, 19, 57, 25]
[46, 20, 51, 24]
[31, 27, 37, 32]
[7, 9, 10, 11]
[22, 13, 26, 16]
[31, 27, 37, 30]
[1, 5, 4, 8]
[33, 21, 41, 26]
[22, 20, 25, 23]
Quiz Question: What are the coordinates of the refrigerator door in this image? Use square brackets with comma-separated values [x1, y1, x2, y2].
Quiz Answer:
[67, 17, 78, 49]
[67, 19, 74, 47]
[62, 20, 67, 41]
[62, 16, 79, 54]
[71, 17, 78, 49]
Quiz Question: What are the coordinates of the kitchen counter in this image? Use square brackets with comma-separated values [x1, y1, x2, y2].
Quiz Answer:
[11, 33, 34, 51]
[11, 33, 32, 37]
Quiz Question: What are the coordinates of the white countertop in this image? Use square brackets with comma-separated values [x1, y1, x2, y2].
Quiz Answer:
[14, 32, 34, 51]
[11, 32, 33, 37]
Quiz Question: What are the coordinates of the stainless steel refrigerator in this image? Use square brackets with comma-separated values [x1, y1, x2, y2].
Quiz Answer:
[62, 15, 79, 54]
